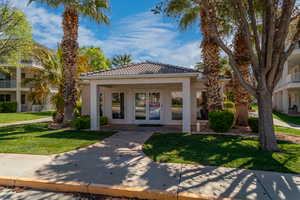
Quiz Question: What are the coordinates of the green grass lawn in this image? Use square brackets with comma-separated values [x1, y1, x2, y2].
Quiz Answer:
[275, 126, 300, 137]
[0, 111, 53, 124]
[273, 111, 300, 125]
[143, 133, 300, 174]
[0, 123, 115, 155]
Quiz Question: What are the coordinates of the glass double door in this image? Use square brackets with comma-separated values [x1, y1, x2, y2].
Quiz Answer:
[135, 92, 161, 123]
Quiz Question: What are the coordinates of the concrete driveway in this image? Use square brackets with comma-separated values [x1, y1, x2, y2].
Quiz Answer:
[0, 130, 299, 200]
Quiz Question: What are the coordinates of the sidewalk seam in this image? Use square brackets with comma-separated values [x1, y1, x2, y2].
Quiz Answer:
[253, 171, 273, 200]
[176, 164, 184, 200]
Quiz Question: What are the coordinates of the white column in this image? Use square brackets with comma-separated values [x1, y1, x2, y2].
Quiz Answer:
[182, 78, 191, 133]
[90, 82, 100, 130]
[16, 67, 21, 112]
[282, 89, 289, 114]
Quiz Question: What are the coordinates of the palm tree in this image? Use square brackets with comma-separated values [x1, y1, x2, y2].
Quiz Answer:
[24, 47, 64, 122]
[25, 46, 95, 123]
[233, 28, 251, 126]
[28, 0, 110, 125]
[111, 54, 133, 68]
[155, 0, 223, 111]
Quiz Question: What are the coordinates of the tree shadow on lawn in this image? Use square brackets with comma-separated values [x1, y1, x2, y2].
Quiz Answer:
[144, 133, 299, 174]
[0, 123, 49, 138]
[32, 131, 300, 199]
[0, 123, 114, 141]
[37, 130, 116, 141]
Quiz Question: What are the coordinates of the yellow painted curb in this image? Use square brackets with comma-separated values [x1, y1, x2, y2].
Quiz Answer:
[178, 192, 235, 200]
[0, 176, 233, 200]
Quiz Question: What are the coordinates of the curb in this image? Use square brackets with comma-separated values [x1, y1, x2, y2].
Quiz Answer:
[0, 176, 234, 200]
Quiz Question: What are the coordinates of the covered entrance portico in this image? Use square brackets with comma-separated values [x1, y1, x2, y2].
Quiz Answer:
[79, 62, 214, 133]
[88, 77, 193, 133]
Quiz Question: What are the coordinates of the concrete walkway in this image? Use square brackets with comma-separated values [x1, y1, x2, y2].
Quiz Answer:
[274, 118, 300, 130]
[0, 131, 299, 200]
[0, 117, 52, 128]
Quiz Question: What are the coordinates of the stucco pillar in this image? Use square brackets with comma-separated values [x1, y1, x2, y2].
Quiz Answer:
[182, 79, 191, 133]
[282, 89, 289, 114]
[90, 82, 99, 130]
[16, 67, 21, 112]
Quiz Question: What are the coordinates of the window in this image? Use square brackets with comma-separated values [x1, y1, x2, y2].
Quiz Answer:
[21, 73, 26, 79]
[99, 93, 103, 117]
[112, 92, 124, 119]
[21, 94, 26, 104]
[0, 94, 11, 102]
[171, 92, 183, 120]
[196, 91, 208, 120]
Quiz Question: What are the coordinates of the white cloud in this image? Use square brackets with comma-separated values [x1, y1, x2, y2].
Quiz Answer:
[101, 12, 200, 67]
[9, 1, 201, 67]
[9, 0, 103, 48]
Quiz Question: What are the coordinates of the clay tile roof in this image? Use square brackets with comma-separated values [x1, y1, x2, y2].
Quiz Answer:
[81, 62, 200, 78]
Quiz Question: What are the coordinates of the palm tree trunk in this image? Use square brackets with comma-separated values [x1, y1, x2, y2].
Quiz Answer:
[233, 29, 251, 126]
[61, 5, 79, 125]
[200, 6, 223, 112]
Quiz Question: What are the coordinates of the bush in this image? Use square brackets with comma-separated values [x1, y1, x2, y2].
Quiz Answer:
[224, 101, 235, 109]
[208, 110, 234, 132]
[71, 115, 90, 130]
[52, 111, 57, 120]
[100, 116, 108, 125]
[248, 117, 259, 133]
[71, 115, 109, 130]
[0, 102, 17, 113]
[75, 101, 82, 117]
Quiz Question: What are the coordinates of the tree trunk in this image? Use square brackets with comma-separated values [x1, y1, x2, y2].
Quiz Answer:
[235, 103, 249, 125]
[61, 5, 79, 125]
[257, 90, 280, 152]
[200, 6, 223, 112]
[233, 30, 251, 126]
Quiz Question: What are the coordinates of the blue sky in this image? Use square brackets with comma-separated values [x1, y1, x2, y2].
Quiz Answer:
[11, 0, 202, 67]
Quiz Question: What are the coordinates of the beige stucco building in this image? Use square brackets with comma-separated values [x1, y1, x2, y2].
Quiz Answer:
[273, 43, 300, 115]
[0, 59, 55, 112]
[80, 62, 226, 133]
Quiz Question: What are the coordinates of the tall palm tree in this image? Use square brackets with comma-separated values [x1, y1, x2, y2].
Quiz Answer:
[28, 0, 110, 125]
[233, 28, 251, 126]
[111, 54, 133, 68]
[155, 0, 223, 111]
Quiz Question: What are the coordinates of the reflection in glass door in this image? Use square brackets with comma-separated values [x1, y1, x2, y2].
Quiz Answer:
[135, 92, 161, 122]
[149, 92, 160, 120]
[135, 93, 146, 120]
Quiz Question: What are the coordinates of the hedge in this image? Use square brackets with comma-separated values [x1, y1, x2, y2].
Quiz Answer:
[208, 110, 234, 132]
[71, 115, 109, 130]
[0, 102, 17, 113]
[248, 117, 259, 133]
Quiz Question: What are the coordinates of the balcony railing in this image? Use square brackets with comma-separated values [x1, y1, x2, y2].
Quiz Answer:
[290, 72, 300, 82]
[0, 80, 16, 88]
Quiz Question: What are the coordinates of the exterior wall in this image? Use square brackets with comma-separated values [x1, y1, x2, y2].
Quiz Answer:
[81, 80, 206, 125]
[0, 66, 55, 112]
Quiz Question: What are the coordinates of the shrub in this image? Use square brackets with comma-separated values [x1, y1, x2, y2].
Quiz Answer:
[52, 111, 57, 120]
[71, 115, 109, 130]
[71, 115, 90, 130]
[0, 102, 17, 113]
[75, 101, 82, 117]
[208, 110, 234, 132]
[100, 116, 108, 125]
[224, 101, 235, 109]
[248, 117, 259, 133]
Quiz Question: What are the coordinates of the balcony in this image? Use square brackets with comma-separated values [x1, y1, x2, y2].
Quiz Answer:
[0, 80, 16, 88]
[290, 72, 300, 82]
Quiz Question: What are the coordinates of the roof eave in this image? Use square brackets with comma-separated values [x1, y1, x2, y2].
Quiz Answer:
[80, 72, 201, 80]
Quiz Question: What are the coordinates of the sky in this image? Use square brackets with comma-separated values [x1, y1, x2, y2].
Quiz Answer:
[10, 0, 202, 67]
